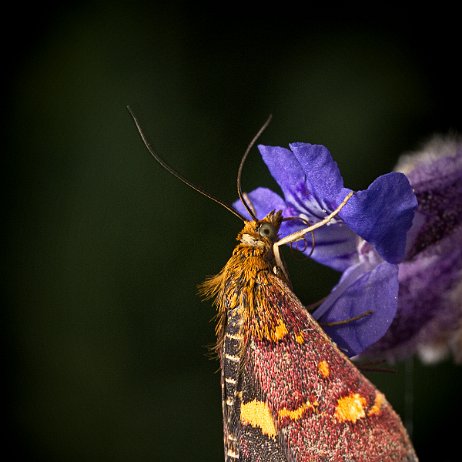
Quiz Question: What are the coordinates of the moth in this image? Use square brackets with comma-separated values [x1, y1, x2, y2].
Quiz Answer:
[128, 109, 418, 462]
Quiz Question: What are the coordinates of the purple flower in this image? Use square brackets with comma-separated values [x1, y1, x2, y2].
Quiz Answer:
[233, 142, 417, 357]
[364, 136, 462, 363]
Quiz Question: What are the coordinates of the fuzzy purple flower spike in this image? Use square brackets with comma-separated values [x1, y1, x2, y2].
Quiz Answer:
[365, 136, 462, 363]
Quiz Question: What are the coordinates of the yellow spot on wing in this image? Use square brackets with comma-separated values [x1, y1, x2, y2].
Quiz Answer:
[240, 400, 277, 438]
[318, 360, 330, 378]
[334, 393, 367, 423]
[295, 332, 304, 344]
[273, 319, 288, 340]
[368, 392, 385, 416]
[278, 401, 317, 420]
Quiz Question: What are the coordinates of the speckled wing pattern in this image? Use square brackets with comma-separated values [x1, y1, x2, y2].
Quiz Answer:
[222, 270, 417, 462]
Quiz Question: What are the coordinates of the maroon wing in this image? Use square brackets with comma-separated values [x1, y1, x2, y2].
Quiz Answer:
[238, 274, 418, 462]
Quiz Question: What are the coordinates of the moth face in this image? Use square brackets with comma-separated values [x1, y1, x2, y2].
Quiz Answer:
[238, 211, 282, 247]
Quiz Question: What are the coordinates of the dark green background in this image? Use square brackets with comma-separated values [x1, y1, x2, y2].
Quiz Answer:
[5, 4, 462, 461]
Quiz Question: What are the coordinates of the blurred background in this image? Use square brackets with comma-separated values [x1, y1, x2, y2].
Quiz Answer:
[5, 3, 461, 461]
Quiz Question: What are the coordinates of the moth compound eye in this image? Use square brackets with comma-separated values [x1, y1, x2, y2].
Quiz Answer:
[258, 223, 275, 239]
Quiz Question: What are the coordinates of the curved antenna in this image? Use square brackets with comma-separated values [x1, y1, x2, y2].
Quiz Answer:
[236, 114, 273, 220]
[127, 106, 246, 222]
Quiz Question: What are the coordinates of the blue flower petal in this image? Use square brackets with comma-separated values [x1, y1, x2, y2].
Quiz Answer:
[338, 173, 417, 264]
[232, 187, 286, 221]
[258, 145, 305, 203]
[280, 218, 359, 272]
[314, 261, 399, 357]
[289, 142, 344, 210]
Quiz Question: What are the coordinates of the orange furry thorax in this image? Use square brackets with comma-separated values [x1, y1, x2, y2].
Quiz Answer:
[199, 211, 286, 354]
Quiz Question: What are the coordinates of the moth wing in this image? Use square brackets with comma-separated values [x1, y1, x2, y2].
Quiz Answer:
[238, 273, 417, 462]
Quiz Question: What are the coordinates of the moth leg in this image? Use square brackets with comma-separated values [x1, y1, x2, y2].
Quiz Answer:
[273, 191, 354, 279]
[305, 297, 327, 313]
[319, 309, 374, 327]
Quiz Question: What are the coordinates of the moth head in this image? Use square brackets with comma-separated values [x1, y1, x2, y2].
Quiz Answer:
[238, 211, 283, 247]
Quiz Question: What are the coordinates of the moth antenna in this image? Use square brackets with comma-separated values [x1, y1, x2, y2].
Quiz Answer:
[127, 106, 246, 222]
[237, 114, 273, 220]
[242, 192, 257, 218]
